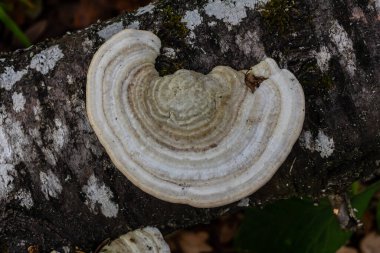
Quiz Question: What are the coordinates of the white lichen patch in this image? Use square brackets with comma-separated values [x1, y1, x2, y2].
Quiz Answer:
[299, 130, 313, 151]
[40, 170, 63, 200]
[82, 37, 94, 52]
[0, 126, 13, 164]
[136, 3, 155, 15]
[42, 147, 57, 166]
[4, 121, 31, 162]
[32, 100, 42, 121]
[162, 47, 177, 59]
[12, 92, 26, 113]
[0, 66, 28, 91]
[0, 164, 16, 201]
[53, 118, 68, 152]
[97, 22, 124, 40]
[66, 74, 74, 85]
[374, 0, 380, 15]
[82, 174, 119, 218]
[314, 46, 331, 73]
[62, 246, 70, 253]
[237, 198, 250, 207]
[204, 0, 268, 29]
[15, 189, 34, 209]
[182, 10, 203, 30]
[126, 20, 140, 30]
[30, 45, 64, 75]
[351, 7, 367, 23]
[299, 130, 335, 158]
[235, 31, 266, 60]
[329, 20, 356, 76]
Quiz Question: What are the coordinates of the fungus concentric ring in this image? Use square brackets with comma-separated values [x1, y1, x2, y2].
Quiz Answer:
[86, 29, 305, 208]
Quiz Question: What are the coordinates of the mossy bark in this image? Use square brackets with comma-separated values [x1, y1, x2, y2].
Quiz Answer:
[0, 0, 379, 251]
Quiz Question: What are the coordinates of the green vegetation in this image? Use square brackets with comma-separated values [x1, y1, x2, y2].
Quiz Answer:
[155, 4, 189, 76]
[235, 181, 380, 253]
[158, 5, 189, 42]
[0, 5, 31, 46]
[0, 0, 34, 47]
[259, 0, 296, 35]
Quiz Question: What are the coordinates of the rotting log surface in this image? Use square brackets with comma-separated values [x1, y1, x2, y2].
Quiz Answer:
[0, 0, 379, 251]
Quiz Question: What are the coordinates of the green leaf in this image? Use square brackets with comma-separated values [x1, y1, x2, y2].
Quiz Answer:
[351, 180, 380, 218]
[0, 5, 31, 47]
[235, 181, 380, 253]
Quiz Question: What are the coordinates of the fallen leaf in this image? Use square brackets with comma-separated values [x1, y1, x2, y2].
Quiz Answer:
[178, 231, 213, 253]
[360, 232, 380, 253]
[336, 246, 358, 253]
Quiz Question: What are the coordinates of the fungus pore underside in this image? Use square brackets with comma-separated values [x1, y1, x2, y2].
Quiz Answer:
[86, 29, 305, 208]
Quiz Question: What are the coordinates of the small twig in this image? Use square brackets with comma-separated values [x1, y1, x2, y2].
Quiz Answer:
[328, 193, 362, 232]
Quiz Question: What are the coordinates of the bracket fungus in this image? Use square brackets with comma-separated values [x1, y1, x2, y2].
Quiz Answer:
[99, 227, 170, 253]
[86, 29, 305, 208]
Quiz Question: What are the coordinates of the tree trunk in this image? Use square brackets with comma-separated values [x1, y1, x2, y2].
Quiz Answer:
[0, 0, 379, 251]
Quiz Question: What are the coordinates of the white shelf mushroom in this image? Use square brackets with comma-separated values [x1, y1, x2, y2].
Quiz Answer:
[99, 227, 170, 253]
[86, 29, 305, 208]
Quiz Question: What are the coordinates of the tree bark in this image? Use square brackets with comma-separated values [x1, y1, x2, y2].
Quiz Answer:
[0, 0, 379, 251]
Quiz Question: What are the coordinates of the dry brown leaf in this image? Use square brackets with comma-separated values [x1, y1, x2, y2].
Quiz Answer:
[360, 232, 380, 253]
[217, 213, 244, 244]
[25, 19, 48, 43]
[336, 246, 358, 253]
[27, 245, 39, 253]
[178, 231, 213, 253]
[73, 0, 105, 28]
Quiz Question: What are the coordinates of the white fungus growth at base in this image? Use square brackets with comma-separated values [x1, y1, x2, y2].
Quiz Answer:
[204, 0, 268, 28]
[82, 174, 119, 218]
[0, 164, 16, 201]
[12, 92, 26, 112]
[0, 66, 27, 91]
[328, 20, 356, 76]
[315, 131, 335, 158]
[182, 10, 203, 30]
[40, 170, 63, 200]
[30, 45, 64, 75]
[314, 46, 332, 73]
[299, 130, 335, 158]
[98, 22, 124, 40]
[237, 198, 250, 207]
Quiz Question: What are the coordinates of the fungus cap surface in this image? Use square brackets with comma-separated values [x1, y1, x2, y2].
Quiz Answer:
[86, 29, 305, 208]
[99, 227, 170, 253]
